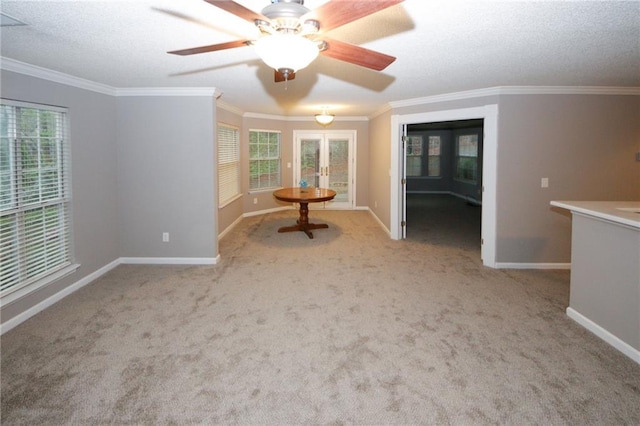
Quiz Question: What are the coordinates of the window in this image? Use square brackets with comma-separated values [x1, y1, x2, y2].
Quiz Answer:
[217, 124, 240, 206]
[249, 130, 281, 190]
[1, 100, 74, 298]
[427, 136, 441, 177]
[455, 134, 479, 182]
[405, 136, 422, 177]
[406, 135, 441, 178]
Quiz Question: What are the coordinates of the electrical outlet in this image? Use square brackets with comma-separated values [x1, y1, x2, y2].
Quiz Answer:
[162, 232, 169, 242]
[253, 197, 258, 205]
[541, 177, 549, 188]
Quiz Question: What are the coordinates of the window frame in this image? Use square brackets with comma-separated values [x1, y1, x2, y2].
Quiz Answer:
[217, 123, 241, 208]
[405, 135, 423, 177]
[454, 133, 479, 183]
[426, 135, 442, 178]
[249, 129, 281, 191]
[1, 99, 77, 302]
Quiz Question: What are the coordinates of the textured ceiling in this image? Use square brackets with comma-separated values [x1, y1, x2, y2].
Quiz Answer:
[1, 0, 639, 117]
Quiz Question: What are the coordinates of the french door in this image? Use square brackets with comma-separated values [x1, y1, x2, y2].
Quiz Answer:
[293, 130, 355, 209]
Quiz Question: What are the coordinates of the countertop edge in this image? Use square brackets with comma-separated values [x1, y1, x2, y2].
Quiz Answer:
[551, 201, 640, 230]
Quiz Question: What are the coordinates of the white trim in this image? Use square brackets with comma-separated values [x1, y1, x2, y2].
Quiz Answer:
[391, 104, 499, 268]
[0, 57, 117, 96]
[0, 256, 221, 334]
[217, 100, 244, 116]
[368, 208, 391, 237]
[495, 263, 571, 270]
[1, 263, 80, 305]
[218, 193, 243, 209]
[3, 57, 637, 109]
[369, 104, 393, 120]
[0, 57, 221, 98]
[567, 307, 640, 365]
[243, 206, 293, 217]
[389, 86, 640, 110]
[244, 111, 368, 122]
[0, 259, 119, 335]
[218, 215, 244, 240]
[116, 87, 221, 97]
[120, 257, 219, 265]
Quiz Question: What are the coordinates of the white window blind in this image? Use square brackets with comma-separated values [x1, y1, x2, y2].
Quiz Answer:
[217, 124, 240, 206]
[249, 130, 281, 190]
[1, 100, 74, 297]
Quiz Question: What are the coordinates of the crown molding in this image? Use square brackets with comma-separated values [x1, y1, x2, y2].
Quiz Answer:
[4, 58, 638, 113]
[1, 57, 117, 96]
[369, 104, 393, 120]
[217, 100, 244, 116]
[389, 86, 640, 110]
[116, 87, 221, 97]
[496, 86, 640, 96]
[243, 111, 368, 122]
[1, 57, 221, 98]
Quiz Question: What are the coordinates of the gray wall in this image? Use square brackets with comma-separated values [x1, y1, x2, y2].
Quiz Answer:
[0, 71, 119, 323]
[117, 96, 217, 259]
[496, 94, 639, 263]
[385, 93, 639, 264]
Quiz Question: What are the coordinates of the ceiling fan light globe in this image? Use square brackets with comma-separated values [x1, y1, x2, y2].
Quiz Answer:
[253, 34, 319, 73]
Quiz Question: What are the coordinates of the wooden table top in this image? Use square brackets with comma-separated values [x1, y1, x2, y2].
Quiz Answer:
[273, 187, 337, 203]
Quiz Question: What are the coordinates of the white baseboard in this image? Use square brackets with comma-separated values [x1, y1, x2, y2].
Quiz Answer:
[218, 216, 244, 240]
[495, 262, 571, 270]
[368, 208, 391, 237]
[566, 307, 640, 365]
[1, 258, 121, 335]
[1, 255, 220, 334]
[243, 206, 292, 218]
[120, 256, 219, 265]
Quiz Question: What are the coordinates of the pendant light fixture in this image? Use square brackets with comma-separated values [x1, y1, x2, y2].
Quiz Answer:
[315, 107, 335, 126]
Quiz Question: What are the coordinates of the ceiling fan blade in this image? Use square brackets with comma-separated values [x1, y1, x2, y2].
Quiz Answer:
[274, 70, 296, 83]
[303, 0, 404, 33]
[320, 37, 396, 71]
[168, 39, 250, 56]
[203, 0, 268, 23]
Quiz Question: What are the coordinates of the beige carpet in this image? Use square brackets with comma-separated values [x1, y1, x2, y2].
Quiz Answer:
[2, 198, 639, 424]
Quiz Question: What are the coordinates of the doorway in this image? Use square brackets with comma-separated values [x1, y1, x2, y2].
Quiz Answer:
[405, 120, 483, 247]
[391, 105, 498, 268]
[293, 130, 356, 209]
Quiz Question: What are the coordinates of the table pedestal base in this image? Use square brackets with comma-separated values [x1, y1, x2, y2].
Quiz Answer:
[277, 202, 329, 239]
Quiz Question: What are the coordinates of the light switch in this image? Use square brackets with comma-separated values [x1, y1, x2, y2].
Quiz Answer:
[541, 177, 549, 188]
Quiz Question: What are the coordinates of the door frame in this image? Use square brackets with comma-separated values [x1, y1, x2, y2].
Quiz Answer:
[292, 130, 357, 209]
[391, 105, 498, 268]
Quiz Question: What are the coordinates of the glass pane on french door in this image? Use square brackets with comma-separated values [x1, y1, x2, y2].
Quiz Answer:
[328, 138, 349, 203]
[300, 138, 320, 187]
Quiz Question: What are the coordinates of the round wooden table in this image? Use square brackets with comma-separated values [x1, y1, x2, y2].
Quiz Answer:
[273, 187, 337, 239]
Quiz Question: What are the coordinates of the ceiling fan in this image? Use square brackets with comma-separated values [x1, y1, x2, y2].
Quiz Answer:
[168, 0, 404, 82]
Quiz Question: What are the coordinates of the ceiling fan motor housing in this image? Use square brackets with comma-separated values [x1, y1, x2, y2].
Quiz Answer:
[262, 0, 310, 32]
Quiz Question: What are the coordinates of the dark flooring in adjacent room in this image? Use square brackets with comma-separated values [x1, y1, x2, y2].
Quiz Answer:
[405, 193, 482, 251]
